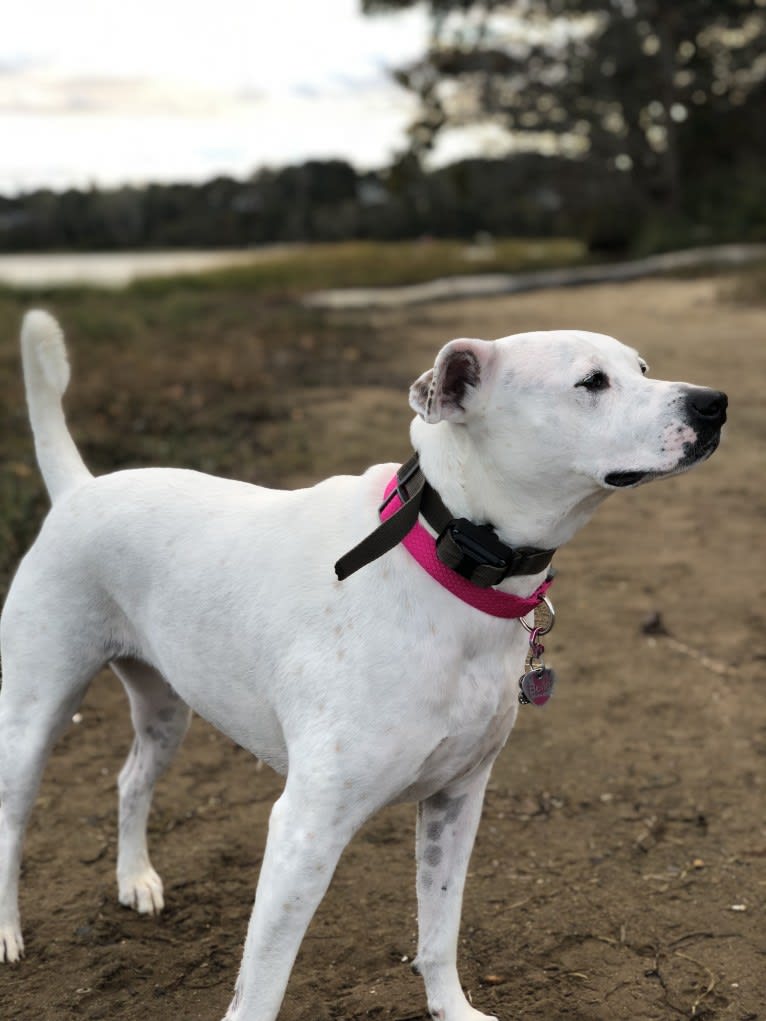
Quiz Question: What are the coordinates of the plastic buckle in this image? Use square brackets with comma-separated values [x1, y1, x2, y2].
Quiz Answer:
[379, 458, 421, 515]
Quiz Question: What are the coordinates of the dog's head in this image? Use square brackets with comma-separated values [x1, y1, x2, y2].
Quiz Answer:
[409, 330, 727, 547]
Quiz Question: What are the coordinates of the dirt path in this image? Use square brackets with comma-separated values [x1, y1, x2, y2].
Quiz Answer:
[1, 276, 764, 1020]
[304, 243, 766, 309]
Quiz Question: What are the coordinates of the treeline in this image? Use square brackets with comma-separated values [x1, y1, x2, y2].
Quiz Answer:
[1, 145, 764, 256]
[364, 0, 766, 253]
[3, 2, 764, 257]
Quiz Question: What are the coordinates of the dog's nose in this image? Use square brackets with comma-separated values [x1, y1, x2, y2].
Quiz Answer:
[686, 387, 728, 427]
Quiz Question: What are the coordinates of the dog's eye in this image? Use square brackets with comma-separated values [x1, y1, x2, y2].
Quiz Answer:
[639, 360, 648, 375]
[575, 370, 610, 392]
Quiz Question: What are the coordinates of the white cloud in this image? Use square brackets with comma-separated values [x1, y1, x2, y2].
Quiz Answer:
[9, 0, 425, 90]
[0, 86, 419, 193]
[0, 70, 265, 116]
[1, 0, 428, 192]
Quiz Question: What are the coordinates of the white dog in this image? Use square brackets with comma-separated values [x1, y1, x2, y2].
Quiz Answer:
[0, 310, 726, 1021]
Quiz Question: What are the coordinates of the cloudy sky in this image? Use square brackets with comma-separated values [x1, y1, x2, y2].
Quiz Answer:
[1, 0, 431, 194]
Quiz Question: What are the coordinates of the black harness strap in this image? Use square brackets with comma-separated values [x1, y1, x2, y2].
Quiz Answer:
[334, 452, 556, 586]
[334, 454, 423, 581]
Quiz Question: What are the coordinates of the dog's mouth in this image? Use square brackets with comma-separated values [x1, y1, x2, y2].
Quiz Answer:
[604, 469, 650, 488]
[604, 432, 722, 489]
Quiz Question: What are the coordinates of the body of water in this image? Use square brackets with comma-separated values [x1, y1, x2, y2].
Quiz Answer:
[0, 247, 300, 288]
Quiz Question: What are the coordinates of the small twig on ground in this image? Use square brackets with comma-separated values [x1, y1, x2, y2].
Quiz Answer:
[642, 614, 739, 677]
[664, 636, 735, 677]
[647, 950, 688, 1019]
[673, 950, 717, 1017]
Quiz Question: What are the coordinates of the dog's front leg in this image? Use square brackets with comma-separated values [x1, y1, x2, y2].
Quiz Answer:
[223, 777, 369, 1021]
[413, 762, 499, 1021]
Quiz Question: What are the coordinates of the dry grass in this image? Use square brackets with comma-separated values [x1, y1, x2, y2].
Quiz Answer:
[124, 237, 587, 296]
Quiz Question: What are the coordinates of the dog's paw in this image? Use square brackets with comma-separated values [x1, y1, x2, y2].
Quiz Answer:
[430, 1006, 498, 1021]
[118, 866, 164, 915]
[0, 922, 24, 963]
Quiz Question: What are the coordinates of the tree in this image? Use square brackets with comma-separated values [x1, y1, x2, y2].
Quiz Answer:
[362, 0, 766, 215]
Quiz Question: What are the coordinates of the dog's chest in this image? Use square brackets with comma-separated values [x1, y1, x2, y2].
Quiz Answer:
[394, 635, 523, 802]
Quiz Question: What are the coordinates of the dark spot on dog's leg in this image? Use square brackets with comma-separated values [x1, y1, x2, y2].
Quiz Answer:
[425, 844, 442, 867]
[427, 820, 445, 841]
[444, 794, 466, 823]
[428, 792, 467, 822]
[430, 792, 451, 812]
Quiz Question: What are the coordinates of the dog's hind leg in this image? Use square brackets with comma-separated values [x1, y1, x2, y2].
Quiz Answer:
[110, 658, 191, 915]
[0, 600, 102, 963]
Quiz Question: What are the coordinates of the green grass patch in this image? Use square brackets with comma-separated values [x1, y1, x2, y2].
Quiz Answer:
[119, 238, 586, 298]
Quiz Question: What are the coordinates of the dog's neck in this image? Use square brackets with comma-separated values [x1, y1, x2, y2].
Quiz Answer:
[411, 416, 609, 553]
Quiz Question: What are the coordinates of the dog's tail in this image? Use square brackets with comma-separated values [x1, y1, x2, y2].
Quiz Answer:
[20, 310, 92, 503]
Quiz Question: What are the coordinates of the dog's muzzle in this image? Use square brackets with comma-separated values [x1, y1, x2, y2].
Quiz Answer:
[604, 386, 728, 489]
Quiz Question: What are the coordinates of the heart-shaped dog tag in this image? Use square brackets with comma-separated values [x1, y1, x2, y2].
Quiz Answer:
[518, 667, 557, 706]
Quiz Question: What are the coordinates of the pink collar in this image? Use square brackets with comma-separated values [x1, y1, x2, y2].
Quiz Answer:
[379, 472, 554, 619]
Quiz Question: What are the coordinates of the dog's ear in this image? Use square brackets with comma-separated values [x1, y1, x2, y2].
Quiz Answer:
[409, 338, 495, 424]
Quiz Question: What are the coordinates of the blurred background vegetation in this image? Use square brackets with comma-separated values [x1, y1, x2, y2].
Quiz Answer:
[2, 1, 764, 258]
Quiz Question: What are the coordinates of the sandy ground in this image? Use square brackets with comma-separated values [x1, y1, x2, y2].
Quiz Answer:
[1, 276, 764, 1020]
